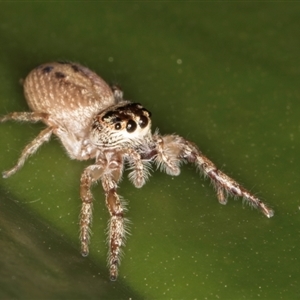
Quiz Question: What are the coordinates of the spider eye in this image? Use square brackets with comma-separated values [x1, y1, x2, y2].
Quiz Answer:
[138, 115, 149, 128]
[126, 120, 137, 133]
[115, 123, 121, 130]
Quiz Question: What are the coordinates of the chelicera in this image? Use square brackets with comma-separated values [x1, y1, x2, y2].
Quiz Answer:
[0, 62, 274, 280]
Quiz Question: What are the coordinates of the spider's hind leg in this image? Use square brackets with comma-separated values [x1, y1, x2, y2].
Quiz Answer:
[1, 112, 52, 177]
[110, 84, 124, 103]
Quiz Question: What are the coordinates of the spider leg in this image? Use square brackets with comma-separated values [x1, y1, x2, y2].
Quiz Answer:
[80, 163, 105, 257]
[125, 147, 151, 188]
[1, 112, 52, 178]
[80, 151, 126, 281]
[101, 174, 127, 281]
[0, 111, 48, 123]
[110, 84, 124, 103]
[153, 134, 274, 218]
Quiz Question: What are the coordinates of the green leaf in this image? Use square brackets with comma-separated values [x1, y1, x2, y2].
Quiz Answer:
[0, 2, 299, 299]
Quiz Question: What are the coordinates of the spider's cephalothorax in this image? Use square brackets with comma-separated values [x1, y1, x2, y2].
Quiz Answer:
[0, 62, 274, 281]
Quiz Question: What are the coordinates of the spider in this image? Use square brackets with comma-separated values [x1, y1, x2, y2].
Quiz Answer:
[0, 62, 274, 281]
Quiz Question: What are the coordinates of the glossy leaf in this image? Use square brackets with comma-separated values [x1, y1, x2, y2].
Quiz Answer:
[0, 3, 299, 299]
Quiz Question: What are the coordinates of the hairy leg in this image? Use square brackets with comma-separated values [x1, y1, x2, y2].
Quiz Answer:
[80, 164, 105, 257]
[2, 127, 53, 178]
[0, 111, 48, 123]
[110, 84, 124, 103]
[80, 151, 127, 280]
[153, 134, 274, 218]
[101, 174, 127, 281]
[125, 147, 151, 188]
[1, 111, 52, 177]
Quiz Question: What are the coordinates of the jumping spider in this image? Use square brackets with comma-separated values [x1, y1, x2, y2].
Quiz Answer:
[0, 62, 274, 281]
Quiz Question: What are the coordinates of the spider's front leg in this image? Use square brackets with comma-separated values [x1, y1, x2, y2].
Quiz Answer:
[103, 147, 150, 280]
[101, 173, 127, 281]
[80, 151, 127, 281]
[153, 134, 274, 218]
[126, 147, 151, 188]
[80, 163, 105, 257]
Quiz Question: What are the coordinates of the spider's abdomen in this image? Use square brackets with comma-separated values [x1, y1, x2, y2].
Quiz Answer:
[23, 61, 116, 135]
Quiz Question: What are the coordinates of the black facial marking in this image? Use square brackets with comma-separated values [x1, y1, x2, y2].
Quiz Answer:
[100, 102, 151, 132]
[126, 120, 137, 133]
[102, 111, 115, 121]
[42, 66, 54, 73]
[117, 103, 151, 118]
[92, 119, 100, 129]
[55, 72, 66, 79]
[143, 108, 151, 117]
[71, 64, 80, 72]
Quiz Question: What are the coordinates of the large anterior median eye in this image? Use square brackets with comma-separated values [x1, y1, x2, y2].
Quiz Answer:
[126, 120, 137, 132]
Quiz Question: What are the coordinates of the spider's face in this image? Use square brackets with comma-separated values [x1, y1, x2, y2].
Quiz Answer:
[90, 102, 152, 148]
